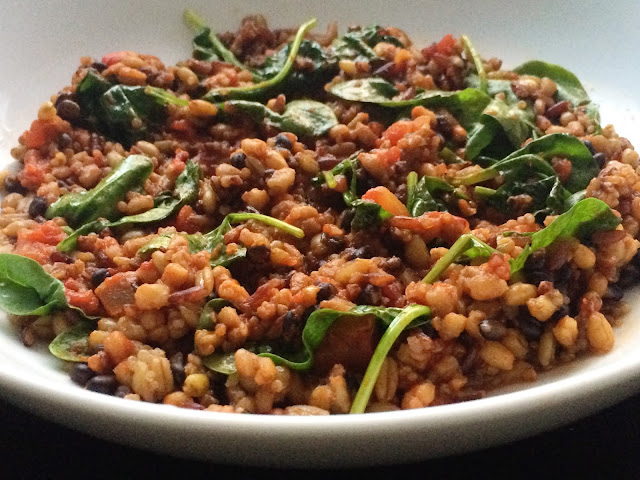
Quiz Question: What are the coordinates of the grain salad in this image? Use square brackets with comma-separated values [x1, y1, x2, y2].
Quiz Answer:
[1, 9, 639, 415]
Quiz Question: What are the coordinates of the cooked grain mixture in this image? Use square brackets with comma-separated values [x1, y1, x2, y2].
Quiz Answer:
[1, 10, 639, 414]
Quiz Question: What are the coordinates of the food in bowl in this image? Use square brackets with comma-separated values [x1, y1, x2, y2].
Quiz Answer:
[1, 10, 638, 414]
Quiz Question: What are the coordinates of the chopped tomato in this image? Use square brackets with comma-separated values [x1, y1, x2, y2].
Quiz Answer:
[101, 50, 137, 66]
[19, 221, 65, 245]
[19, 149, 52, 189]
[361, 186, 409, 216]
[375, 146, 402, 167]
[436, 34, 456, 55]
[381, 121, 414, 146]
[66, 289, 100, 315]
[23, 119, 62, 149]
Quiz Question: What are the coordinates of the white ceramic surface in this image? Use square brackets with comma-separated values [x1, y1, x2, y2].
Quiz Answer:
[1, 0, 639, 468]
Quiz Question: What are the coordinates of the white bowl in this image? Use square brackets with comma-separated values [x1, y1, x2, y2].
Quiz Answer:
[1, 0, 639, 468]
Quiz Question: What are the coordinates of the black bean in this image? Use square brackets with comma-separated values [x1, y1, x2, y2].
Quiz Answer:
[345, 245, 374, 260]
[169, 352, 186, 387]
[114, 385, 132, 398]
[56, 99, 81, 121]
[91, 62, 108, 72]
[515, 310, 544, 341]
[551, 303, 570, 322]
[603, 284, 624, 302]
[523, 251, 546, 272]
[553, 264, 572, 285]
[91, 268, 111, 288]
[51, 251, 73, 264]
[54, 92, 76, 107]
[317, 154, 340, 171]
[356, 284, 382, 305]
[593, 152, 606, 169]
[28, 196, 48, 218]
[339, 209, 356, 232]
[355, 168, 378, 196]
[618, 265, 639, 289]
[460, 347, 477, 374]
[479, 318, 507, 340]
[526, 270, 553, 286]
[246, 245, 271, 264]
[58, 132, 73, 149]
[85, 375, 118, 395]
[229, 152, 247, 169]
[70, 363, 95, 386]
[316, 282, 335, 303]
[372, 61, 396, 80]
[383, 256, 403, 274]
[325, 235, 345, 253]
[3, 175, 26, 194]
[582, 139, 596, 155]
[274, 134, 293, 150]
[281, 310, 302, 343]
[436, 113, 454, 137]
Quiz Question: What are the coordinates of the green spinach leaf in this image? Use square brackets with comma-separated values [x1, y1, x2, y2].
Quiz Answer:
[422, 233, 497, 283]
[184, 9, 248, 73]
[331, 24, 403, 63]
[350, 304, 431, 413]
[510, 198, 620, 273]
[227, 99, 338, 137]
[46, 154, 153, 228]
[0, 253, 68, 316]
[260, 304, 430, 372]
[406, 172, 454, 216]
[202, 18, 317, 102]
[49, 321, 94, 362]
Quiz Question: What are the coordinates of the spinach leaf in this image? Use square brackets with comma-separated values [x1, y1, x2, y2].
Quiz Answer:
[49, 321, 93, 362]
[350, 304, 431, 414]
[0, 253, 68, 316]
[461, 35, 487, 94]
[331, 24, 403, 63]
[260, 304, 430, 372]
[422, 233, 497, 283]
[46, 154, 153, 228]
[513, 60, 592, 108]
[76, 70, 169, 145]
[253, 39, 338, 91]
[197, 297, 232, 330]
[202, 18, 317, 102]
[510, 198, 620, 274]
[138, 212, 303, 266]
[465, 96, 538, 161]
[57, 160, 201, 252]
[109, 158, 201, 227]
[313, 152, 391, 229]
[406, 172, 454, 216]
[184, 9, 248, 73]
[329, 79, 491, 127]
[137, 233, 173, 255]
[203, 343, 274, 375]
[456, 134, 598, 199]
[227, 99, 338, 137]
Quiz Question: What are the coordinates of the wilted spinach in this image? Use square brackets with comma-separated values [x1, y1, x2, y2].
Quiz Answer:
[509, 198, 620, 274]
[331, 24, 403, 63]
[46, 154, 153, 228]
[406, 171, 455, 216]
[202, 18, 318, 102]
[349, 304, 431, 414]
[313, 152, 391, 229]
[226, 99, 338, 137]
[76, 70, 169, 145]
[184, 9, 248, 73]
[56, 159, 201, 252]
[261, 304, 429, 372]
[254, 39, 338, 92]
[421, 233, 497, 284]
[49, 321, 94, 362]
